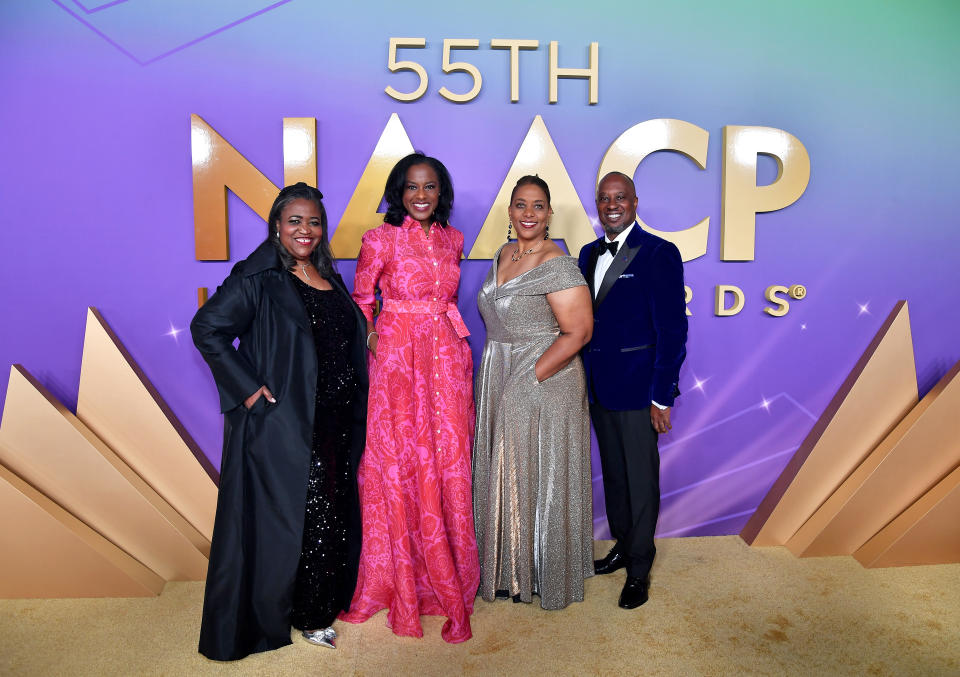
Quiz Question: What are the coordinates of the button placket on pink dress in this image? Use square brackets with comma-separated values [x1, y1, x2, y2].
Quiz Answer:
[342, 215, 479, 644]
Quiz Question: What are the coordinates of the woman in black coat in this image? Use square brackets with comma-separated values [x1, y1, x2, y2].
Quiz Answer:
[191, 183, 368, 660]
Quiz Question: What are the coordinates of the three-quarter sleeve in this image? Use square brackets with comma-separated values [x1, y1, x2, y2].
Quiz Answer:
[352, 226, 388, 324]
[190, 271, 263, 413]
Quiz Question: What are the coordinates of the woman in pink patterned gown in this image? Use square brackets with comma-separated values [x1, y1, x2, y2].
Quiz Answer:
[340, 153, 479, 643]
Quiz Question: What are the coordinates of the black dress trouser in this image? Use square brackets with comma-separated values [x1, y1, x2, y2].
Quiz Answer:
[589, 400, 660, 580]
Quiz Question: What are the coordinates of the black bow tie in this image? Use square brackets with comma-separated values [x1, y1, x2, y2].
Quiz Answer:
[600, 240, 619, 256]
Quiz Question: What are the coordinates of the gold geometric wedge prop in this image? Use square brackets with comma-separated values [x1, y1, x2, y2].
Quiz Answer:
[0, 365, 208, 581]
[330, 113, 415, 258]
[77, 307, 217, 548]
[786, 360, 960, 557]
[855, 463, 960, 568]
[0, 459, 164, 598]
[468, 115, 596, 259]
[740, 301, 918, 546]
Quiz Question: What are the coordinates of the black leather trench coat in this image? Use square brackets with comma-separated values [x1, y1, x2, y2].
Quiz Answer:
[191, 241, 368, 661]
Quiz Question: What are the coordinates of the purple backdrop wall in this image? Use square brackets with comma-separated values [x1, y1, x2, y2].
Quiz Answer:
[2, 1, 958, 538]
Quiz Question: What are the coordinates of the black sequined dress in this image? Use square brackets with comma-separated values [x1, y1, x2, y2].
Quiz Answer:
[289, 274, 358, 630]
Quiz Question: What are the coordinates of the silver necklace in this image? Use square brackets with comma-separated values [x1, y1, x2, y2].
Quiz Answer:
[511, 237, 548, 262]
[299, 263, 313, 281]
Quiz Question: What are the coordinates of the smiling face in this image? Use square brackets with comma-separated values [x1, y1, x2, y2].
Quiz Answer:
[276, 198, 324, 263]
[508, 183, 552, 242]
[596, 173, 639, 238]
[402, 163, 441, 226]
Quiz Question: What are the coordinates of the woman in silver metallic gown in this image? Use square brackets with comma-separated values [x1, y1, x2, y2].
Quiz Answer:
[472, 175, 594, 609]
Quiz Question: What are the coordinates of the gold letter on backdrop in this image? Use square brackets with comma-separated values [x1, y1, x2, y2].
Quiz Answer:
[764, 284, 790, 316]
[468, 116, 595, 259]
[438, 39, 482, 103]
[330, 113, 415, 258]
[192, 115, 277, 261]
[548, 41, 599, 104]
[721, 126, 810, 261]
[192, 116, 318, 261]
[715, 284, 745, 316]
[385, 38, 428, 102]
[282, 118, 318, 187]
[597, 118, 709, 262]
[490, 39, 539, 102]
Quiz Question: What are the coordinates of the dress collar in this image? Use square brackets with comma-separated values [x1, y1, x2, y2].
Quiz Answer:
[402, 214, 440, 232]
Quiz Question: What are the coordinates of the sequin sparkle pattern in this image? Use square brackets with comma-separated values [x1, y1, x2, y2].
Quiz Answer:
[473, 252, 593, 610]
[289, 274, 357, 630]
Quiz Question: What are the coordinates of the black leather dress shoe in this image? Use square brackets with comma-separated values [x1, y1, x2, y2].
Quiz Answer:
[618, 576, 649, 609]
[593, 549, 626, 575]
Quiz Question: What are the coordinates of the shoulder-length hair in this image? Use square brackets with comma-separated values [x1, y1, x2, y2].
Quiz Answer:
[383, 152, 454, 227]
[266, 182, 336, 278]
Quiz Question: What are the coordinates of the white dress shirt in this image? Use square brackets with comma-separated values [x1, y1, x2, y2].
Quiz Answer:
[592, 221, 667, 411]
[593, 222, 635, 296]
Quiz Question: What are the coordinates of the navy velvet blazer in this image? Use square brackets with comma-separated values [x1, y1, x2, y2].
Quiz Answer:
[577, 224, 688, 411]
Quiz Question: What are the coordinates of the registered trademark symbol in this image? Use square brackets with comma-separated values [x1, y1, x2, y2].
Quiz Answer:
[788, 284, 807, 300]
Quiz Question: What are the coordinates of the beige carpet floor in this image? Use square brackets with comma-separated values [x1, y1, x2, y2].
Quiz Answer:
[1, 537, 958, 676]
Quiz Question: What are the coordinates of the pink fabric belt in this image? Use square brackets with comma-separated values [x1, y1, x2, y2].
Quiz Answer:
[382, 299, 470, 338]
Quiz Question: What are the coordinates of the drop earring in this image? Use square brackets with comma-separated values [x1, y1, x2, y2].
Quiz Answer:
[507, 221, 513, 241]
[544, 222, 550, 239]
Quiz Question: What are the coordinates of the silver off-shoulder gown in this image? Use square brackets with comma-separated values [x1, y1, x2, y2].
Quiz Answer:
[473, 251, 593, 610]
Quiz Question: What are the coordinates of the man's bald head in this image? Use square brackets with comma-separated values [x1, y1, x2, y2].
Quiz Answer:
[598, 171, 636, 194]
[596, 172, 638, 237]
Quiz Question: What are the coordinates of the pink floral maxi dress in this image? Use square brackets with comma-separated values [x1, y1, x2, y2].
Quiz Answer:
[340, 215, 479, 643]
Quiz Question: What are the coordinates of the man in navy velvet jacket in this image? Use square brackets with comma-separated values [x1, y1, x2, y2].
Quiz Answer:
[577, 172, 688, 609]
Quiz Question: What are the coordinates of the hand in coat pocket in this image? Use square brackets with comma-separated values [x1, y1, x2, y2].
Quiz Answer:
[244, 385, 276, 410]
